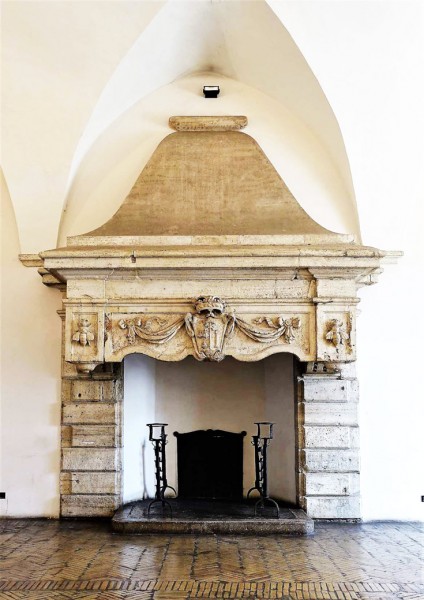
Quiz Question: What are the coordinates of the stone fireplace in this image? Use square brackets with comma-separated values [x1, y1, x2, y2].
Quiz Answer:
[21, 116, 399, 521]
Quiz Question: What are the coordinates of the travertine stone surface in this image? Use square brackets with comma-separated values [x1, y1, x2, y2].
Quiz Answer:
[62, 403, 118, 425]
[62, 425, 118, 447]
[60, 472, 119, 495]
[61, 494, 121, 517]
[169, 115, 248, 131]
[302, 450, 360, 472]
[297, 364, 360, 519]
[60, 311, 123, 517]
[305, 496, 361, 520]
[62, 448, 120, 471]
[84, 130, 342, 238]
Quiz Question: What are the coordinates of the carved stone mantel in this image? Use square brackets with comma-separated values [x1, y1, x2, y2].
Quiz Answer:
[19, 118, 401, 520]
[23, 239, 396, 373]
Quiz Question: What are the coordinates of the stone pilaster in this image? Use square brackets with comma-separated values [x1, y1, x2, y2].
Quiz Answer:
[58, 311, 123, 517]
[297, 362, 360, 519]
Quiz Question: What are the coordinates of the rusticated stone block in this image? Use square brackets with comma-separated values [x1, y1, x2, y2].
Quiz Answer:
[62, 448, 120, 471]
[302, 449, 360, 473]
[303, 378, 359, 402]
[305, 473, 360, 496]
[304, 403, 358, 426]
[71, 380, 103, 401]
[61, 494, 120, 517]
[67, 380, 115, 402]
[305, 495, 360, 519]
[304, 425, 358, 449]
[60, 472, 120, 494]
[62, 403, 118, 424]
[61, 425, 118, 447]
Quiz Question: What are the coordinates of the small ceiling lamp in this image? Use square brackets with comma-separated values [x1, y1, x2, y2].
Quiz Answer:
[203, 85, 220, 98]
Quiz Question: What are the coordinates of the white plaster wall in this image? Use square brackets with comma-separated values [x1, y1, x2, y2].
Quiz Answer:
[122, 356, 296, 502]
[264, 355, 296, 504]
[123, 354, 156, 503]
[0, 170, 62, 517]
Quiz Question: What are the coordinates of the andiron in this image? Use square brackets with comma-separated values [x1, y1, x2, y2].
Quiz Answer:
[247, 422, 280, 518]
[146, 423, 176, 515]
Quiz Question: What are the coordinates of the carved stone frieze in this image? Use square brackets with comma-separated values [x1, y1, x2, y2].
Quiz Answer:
[105, 296, 310, 363]
[247, 316, 301, 344]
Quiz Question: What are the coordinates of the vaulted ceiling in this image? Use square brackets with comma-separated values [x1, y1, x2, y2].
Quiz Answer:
[4, 0, 420, 253]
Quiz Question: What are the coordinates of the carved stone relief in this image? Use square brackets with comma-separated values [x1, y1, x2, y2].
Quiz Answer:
[104, 296, 310, 363]
[325, 319, 350, 348]
[317, 309, 355, 362]
[72, 317, 95, 347]
[66, 311, 103, 371]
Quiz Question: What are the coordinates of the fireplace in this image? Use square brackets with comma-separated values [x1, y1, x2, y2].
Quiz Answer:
[174, 429, 246, 500]
[21, 115, 400, 522]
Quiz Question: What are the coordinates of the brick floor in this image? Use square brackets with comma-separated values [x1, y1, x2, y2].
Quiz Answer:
[0, 520, 422, 599]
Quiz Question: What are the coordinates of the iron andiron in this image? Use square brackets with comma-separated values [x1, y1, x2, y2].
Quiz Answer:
[247, 422, 280, 518]
[146, 423, 176, 515]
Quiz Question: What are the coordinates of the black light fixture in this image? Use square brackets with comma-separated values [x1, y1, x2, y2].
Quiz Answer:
[203, 85, 220, 98]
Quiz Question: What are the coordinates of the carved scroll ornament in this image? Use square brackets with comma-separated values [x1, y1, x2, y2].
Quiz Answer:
[113, 296, 301, 362]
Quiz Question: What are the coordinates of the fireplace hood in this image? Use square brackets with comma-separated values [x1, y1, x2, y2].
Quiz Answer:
[22, 116, 399, 373]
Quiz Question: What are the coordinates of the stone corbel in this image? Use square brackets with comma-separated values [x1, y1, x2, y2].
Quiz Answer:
[65, 309, 105, 374]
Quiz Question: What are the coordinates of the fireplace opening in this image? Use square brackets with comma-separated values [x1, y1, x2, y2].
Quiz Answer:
[173, 429, 246, 499]
[123, 354, 298, 506]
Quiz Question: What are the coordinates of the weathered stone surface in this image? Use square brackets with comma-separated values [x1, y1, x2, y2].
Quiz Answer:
[61, 425, 118, 447]
[61, 494, 120, 517]
[63, 380, 115, 402]
[304, 403, 358, 426]
[305, 473, 360, 496]
[169, 115, 248, 131]
[303, 426, 358, 449]
[316, 278, 357, 298]
[305, 496, 361, 519]
[62, 448, 120, 471]
[303, 378, 359, 402]
[62, 403, 118, 424]
[71, 380, 103, 401]
[302, 449, 360, 473]
[60, 472, 119, 494]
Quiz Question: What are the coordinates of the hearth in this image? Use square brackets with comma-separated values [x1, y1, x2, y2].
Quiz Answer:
[112, 499, 313, 535]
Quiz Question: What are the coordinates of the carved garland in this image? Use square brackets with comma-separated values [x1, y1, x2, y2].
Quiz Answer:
[109, 296, 301, 362]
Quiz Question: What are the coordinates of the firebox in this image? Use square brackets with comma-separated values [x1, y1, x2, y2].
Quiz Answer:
[174, 429, 246, 500]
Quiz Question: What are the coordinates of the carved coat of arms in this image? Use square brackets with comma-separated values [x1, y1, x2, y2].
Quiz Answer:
[185, 296, 235, 362]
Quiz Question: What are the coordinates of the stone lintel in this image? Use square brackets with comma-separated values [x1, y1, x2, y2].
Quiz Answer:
[169, 115, 248, 131]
